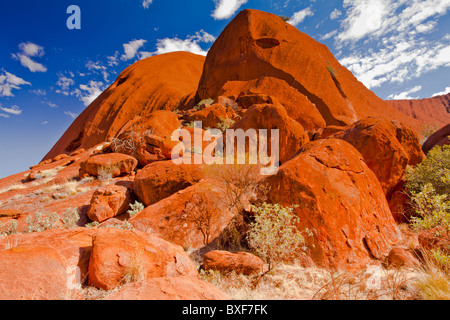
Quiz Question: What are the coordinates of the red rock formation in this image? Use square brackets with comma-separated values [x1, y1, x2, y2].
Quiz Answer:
[104, 277, 228, 300]
[134, 159, 205, 206]
[87, 184, 133, 223]
[79, 153, 138, 179]
[44, 52, 205, 160]
[130, 179, 235, 249]
[196, 9, 421, 133]
[387, 93, 450, 130]
[231, 103, 309, 164]
[202, 250, 264, 275]
[264, 139, 402, 271]
[88, 228, 197, 290]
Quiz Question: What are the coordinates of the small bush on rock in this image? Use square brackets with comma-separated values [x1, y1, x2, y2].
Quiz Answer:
[247, 203, 309, 271]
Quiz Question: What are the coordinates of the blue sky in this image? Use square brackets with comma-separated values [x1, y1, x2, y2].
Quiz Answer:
[0, 0, 449, 178]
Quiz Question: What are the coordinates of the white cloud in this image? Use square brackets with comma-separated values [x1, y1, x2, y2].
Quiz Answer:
[31, 89, 46, 96]
[432, 86, 450, 97]
[74, 80, 106, 106]
[121, 39, 147, 61]
[142, 0, 153, 9]
[0, 105, 22, 115]
[41, 121, 48, 125]
[56, 73, 75, 95]
[0, 114, 9, 119]
[107, 51, 120, 67]
[64, 111, 78, 119]
[388, 85, 422, 100]
[86, 60, 110, 82]
[321, 30, 338, 40]
[12, 42, 47, 72]
[337, 0, 450, 90]
[289, 8, 314, 26]
[330, 8, 342, 20]
[212, 0, 248, 20]
[0, 70, 31, 97]
[152, 30, 216, 57]
[18, 42, 44, 57]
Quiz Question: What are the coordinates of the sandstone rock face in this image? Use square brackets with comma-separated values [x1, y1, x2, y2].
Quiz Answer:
[0, 247, 72, 300]
[264, 139, 402, 271]
[387, 247, 419, 268]
[196, 9, 420, 133]
[387, 93, 450, 130]
[131, 179, 234, 249]
[0, 229, 95, 300]
[134, 160, 205, 206]
[104, 277, 228, 300]
[184, 104, 237, 129]
[88, 228, 197, 290]
[202, 250, 264, 275]
[422, 123, 450, 154]
[44, 52, 205, 160]
[231, 104, 309, 164]
[331, 118, 424, 197]
[79, 153, 138, 178]
[87, 185, 133, 223]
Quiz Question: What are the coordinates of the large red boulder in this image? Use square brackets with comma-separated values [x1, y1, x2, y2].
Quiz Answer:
[87, 184, 133, 223]
[0, 229, 95, 299]
[230, 104, 309, 164]
[331, 117, 424, 197]
[264, 139, 402, 271]
[130, 179, 235, 249]
[44, 52, 205, 160]
[79, 153, 138, 178]
[202, 250, 264, 275]
[196, 9, 420, 133]
[134, 160, 205, 206]
[88, 228, 197, 290]
[104, 277, 228, 300]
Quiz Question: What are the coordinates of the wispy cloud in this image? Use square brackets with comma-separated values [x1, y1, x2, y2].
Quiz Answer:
[73, 80, 106, 106]
[0, 105, 22, 115]
[142, 0, 153, 9]
[330, 8, 342, 20]
[64, 111, 78, 119]
[12, 42, 47, 72]
[0, 70, 31, 97]
[289, 8, 314, 26]
[121, 39, 147, 61]
[432, 86, 450, 97]
[56, 72, 75, 96]
[212, 0, 248, 20]
[336, 0, 450, 90]
[152, 30, 216, 56]
[388, 85, 422, 100]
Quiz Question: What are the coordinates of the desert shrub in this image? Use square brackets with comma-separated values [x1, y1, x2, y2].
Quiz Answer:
[62, 208, 80, 229]
[195, 98, 215, 110]
[279, 15, 290, 22]
[247, 203, 309, 271]
[85, 221, 100, 229]
[97, 165, 118, 181]
[216, 117, 236, 133]
[25, 211, 59, 233]
[421, 123, 439, 141]
[406, 145, 450, 197]
[0, 220, 18, 237]
[127, 201, 144, 218]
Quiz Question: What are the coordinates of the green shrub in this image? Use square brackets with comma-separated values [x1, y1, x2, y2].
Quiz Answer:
[62, 208, 80, 229]
[247, 203, 309, 271]
[195, 98, 215, 110]
[406, 145, 450, 196]
[127, 201, 144, 217]
[25, 211, 59, 233]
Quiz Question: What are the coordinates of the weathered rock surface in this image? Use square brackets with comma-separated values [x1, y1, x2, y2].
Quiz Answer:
[197, 9, 420, 133]
[87, 184, 133, 223]
[264, 139, 402, 271]
[131, 179, 235, 249]
[134, 160, 205, 206]
[79, 153, 138, 178]
[202, 250, 264, 275]
[88, 228, 197, 290]
[231, 103, 309, 164]
[44, 52, 205, 160]
[104, 276, 228, 300]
